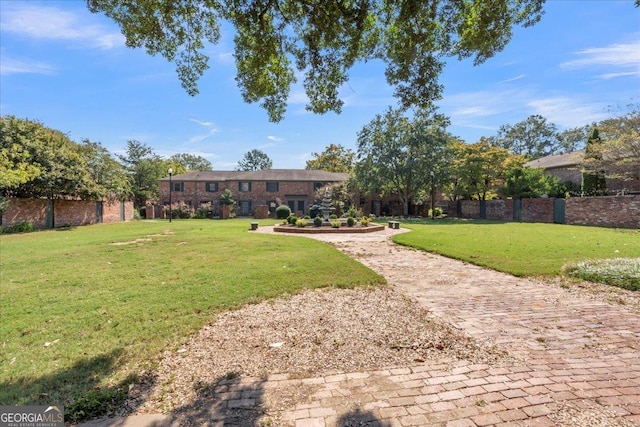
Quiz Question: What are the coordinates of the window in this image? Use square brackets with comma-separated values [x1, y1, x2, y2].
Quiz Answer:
[206, 182, 218, 192]
[266, 182, 279, 192]
[239, 182, 252, 192]
[172, 182, 184, 192]
[313, 182, 325, 191]
[297, 200, 305, 212]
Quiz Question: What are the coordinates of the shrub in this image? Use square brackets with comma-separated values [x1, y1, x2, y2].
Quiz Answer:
[344, 206, 362, 219]
[347, 217, 355, 227]
[563, 258, 640, 291]
[195, 203, 212, 219]
[287, 214, 298, 225]
[314, 216, 323, 227]
[276, 204, 291, 219]
[296, 218, 308, 228]
[330, 219, 341, 228]
[428, 207, 443, 217]
[360, 217, 371, 227]
[303, 215, 311, 219]
[1, 221, 34, 234]
[329, 214, 338, 220]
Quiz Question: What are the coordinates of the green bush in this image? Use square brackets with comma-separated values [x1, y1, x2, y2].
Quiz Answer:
[1, 221, 35, 234]
[296, 218, 308, 228]
[314, 216, 323, 227]
[287, 214, 298, 225]
[330, 219, 341, 228]
[195, 203, 212, 219]
[347, 217, 355, 227]
[303, 215, 311, 219]
[276, 204, 291, 219]
[360, 217, 371, 226]
[329, 214, 338, 220]
[344, 206, 362, 219]
[428, 207, 443, 217]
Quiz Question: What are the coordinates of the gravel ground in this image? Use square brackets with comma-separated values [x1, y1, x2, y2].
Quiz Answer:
[124, 286, 511, 415]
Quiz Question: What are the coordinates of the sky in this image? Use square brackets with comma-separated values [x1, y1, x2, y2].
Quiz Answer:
[1, 1, 639, 170]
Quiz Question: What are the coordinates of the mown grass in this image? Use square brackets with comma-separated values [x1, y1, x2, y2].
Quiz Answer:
[0, 219, 384, 415]
[390, 219, 640, 278]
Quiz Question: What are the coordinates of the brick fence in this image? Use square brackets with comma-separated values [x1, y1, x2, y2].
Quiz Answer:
[445, 195, 639, 229]
[0, 198, 134, 229]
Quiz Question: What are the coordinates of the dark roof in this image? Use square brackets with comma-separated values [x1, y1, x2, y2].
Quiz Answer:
[525, 150, 585, 169]
[160, 169, 349, 182]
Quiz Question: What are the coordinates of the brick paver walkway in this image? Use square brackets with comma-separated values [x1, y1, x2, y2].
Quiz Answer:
[82, 227, 639, 427]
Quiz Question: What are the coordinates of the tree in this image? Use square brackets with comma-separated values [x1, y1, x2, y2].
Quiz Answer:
[581, 128, 607, 196]
[169, 153, 212, 171]
[499, 158, 559, 199]
[557, 125, 589, 153]
[492, 115, 561, 159]
[236, 149, 272, 171]
[0, 116, 119, 200]
[78, 139, 132, 200]
[118, 140, 167, 209]
[585, 106, 640, 184]
[353, 108, 455, 216]
[87, 0, 545, 122]
[448, 139, 512, 200]
[0, 116, 41, 191]
[305, 143, 354, 172]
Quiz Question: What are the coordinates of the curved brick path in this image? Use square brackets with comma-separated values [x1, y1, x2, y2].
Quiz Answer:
[82, 227, 639, 427]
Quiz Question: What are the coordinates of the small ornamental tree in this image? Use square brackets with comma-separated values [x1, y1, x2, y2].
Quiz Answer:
[582, 128, 607, 196]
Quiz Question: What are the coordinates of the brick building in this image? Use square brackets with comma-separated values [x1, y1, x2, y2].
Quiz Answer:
[158, 169, 349, 217]
[526, 150, 640, 195]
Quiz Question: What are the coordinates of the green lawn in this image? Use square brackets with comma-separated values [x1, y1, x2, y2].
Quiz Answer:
[391, 220, 640, 277]
[0, 219, 384, 414]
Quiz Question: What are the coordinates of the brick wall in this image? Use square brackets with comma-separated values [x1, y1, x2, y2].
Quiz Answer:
[449, 196, 639, 229]
[54, 200, 98, 227]
[486, 199, 513, 221]
[566, 196, 640, 228]
[460, 200, 480, 218]
[1, 198, 133, 229]
[1, 198, 49, 228]
[522, 198, 555, 223]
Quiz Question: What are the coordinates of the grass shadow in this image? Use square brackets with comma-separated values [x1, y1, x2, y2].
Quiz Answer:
[0, 349, 134, 423]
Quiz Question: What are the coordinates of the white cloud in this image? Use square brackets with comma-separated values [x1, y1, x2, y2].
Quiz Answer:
[267, 135, 283, 142]
[439, 88, 531, 119]
[0, 56, 55, 75]
[1, 4, 125, 49]
[527, 97, 609, 128]
[561, 41, 640, 78]
[190, 118, 214, 127]
[188, 128, 219, 144]
[499, 74, 527, 84]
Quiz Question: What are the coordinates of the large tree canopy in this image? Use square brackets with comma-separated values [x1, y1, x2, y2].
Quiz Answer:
[1, 116, 130, 200]
[306, 143, 354, 172]
[354, 107, 455, 216]
[87, 0, 545, 122]
[236, 148, 272, 171]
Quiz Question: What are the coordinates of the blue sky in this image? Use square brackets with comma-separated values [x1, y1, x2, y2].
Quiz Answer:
[1, 1, 639, 170]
